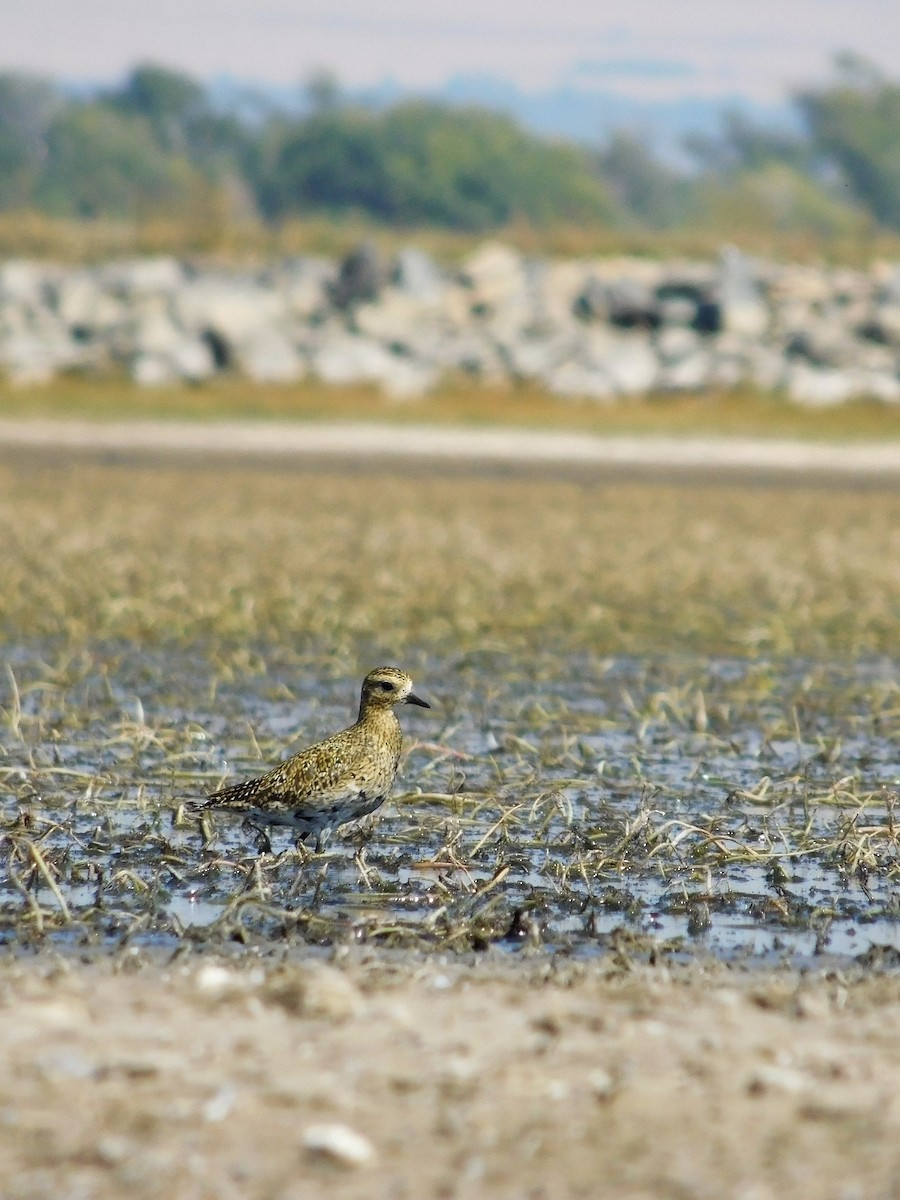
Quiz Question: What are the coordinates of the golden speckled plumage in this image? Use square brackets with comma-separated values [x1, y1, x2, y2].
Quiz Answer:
[196, 667, 430, 851]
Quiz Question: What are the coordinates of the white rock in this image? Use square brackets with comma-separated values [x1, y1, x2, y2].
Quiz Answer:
[536, 261, 590, 327]
[55, 272, 126, 330]
[131, 353, 178, 386]
[202, 1086, 236, 1123]
[0, 330, 82, 383]
[461, 242, 527, 307]
[170, 339, 216, 382]
[100, 257, 184, 297]
[592, 335, 658, 395]
[377, 357, 439, 400]
[129, 311, 187, 357]
[175, 280, 288, 341]
[850, 369, 900, 403]
[279, 258, 335, 318]
[719, 247, 768, 338]
[311, 332, 398, 385]
[195, 964, 236, 994]
[787, 363, 858, 406]
[393, 248, 445, 303]
[546, 361, 616, 402]
[656, 326, 701, 364]
[747, 1064, 809, 1095]
[0, 260, 50, 304]
[354, 289, 432, 341]
[234, 329, 306, 383]
[748, 346, 788, 390]
[302, 1124, 375, 1168]
[659, 351, 712, 391]
[505, 333, 576, 380]
[301, 967, 365, 1017]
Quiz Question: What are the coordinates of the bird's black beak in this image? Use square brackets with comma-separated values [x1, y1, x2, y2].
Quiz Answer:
[406, 692, 431, 708]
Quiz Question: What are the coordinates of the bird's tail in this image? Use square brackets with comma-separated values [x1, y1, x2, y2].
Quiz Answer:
[189, 776, 265, 813]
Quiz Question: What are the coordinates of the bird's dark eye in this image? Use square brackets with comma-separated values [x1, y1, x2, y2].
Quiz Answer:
[380, 680, 394, 692]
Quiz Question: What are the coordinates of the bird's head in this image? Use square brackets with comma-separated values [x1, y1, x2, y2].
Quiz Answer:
[359, 666, 430, 714]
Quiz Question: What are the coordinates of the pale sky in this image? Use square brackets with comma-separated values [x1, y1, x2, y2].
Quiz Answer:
[3, 0, 899, 102]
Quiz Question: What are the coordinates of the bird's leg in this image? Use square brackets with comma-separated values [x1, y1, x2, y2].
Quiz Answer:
[311, 861, 330, 908]
[242, 816, 272, 856]
[354, 847, 374, 890]
[313, 827, 332, 855]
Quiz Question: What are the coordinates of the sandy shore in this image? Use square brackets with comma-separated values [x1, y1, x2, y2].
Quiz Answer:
[1, 953, 898, 1200]
[2, 416, 900, 483]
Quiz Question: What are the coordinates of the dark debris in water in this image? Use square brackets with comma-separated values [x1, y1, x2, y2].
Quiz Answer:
[1, 644, 900, 968]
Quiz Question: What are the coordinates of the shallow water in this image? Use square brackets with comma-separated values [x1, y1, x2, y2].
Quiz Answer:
[2, 644, 899, 967]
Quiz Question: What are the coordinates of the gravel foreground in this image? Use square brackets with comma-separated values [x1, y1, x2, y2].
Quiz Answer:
[2, 954, 899, 1200]
[1, 416, 900, 483]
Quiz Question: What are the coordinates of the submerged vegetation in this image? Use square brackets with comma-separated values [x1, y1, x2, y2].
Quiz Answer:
[0, 461, 899, 961]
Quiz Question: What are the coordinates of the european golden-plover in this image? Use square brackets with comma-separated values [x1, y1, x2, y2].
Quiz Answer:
[195, 666, 430, 852]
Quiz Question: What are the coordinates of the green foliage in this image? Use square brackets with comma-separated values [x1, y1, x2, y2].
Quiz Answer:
[593, 133, 695, 228]
[0, 73, 59, 208]
[0, 55, 899, 237]
[796, 54, 900, 228]
[35, 104, 201, 219]
[107, 63, 256, 180]
[695, 163, 870, 240]
[262, 101, 619, 230]
[684, 108, 812, 175]
[107, 64, 206, 141]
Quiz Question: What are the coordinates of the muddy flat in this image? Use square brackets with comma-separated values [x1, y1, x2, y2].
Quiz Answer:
[2, 451, 900, 1199]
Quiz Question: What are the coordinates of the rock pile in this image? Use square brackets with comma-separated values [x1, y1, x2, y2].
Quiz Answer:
[2, 242, 900, 405]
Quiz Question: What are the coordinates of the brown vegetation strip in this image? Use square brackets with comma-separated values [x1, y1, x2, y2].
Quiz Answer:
[3, 460, 900, 658]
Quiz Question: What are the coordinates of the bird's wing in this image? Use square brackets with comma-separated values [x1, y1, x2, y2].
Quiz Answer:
[201, 733, 370, 813]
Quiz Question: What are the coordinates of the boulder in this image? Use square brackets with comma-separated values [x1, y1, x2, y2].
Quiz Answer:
[787, 363, 858, 407]
[54, 272, 126, 332]
[718, 247, 768, 337]
[656, 326, 702, 365]
[658, 351, 713, 391]
[850, 369, 900, 404]
[99, 257, 184, 298]
[278, 258, 335, 319]
[586, 333, 658, 395]
[329, 244, 386, 310]
[175, 279, 288, 342]
[234, 329, 306, 384]
[130, 338, 216, 386]
[0, 260, 52, 306]
[460, 242, 527, 309]
[545, 361, 616, 402]
[858, 304, 900, 347]
[504, 332, 579, 382]
[311, 329, 437, 398]
[353, 289, 432, 343]
[0, 328, 84, 384]
[393, 248, 446, 303]
[605, 278, 661, 331]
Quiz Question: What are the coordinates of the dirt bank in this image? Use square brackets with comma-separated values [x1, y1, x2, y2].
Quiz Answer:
[1, 953, 898, 1200]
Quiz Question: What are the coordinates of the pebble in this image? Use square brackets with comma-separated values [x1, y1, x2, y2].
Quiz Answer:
[301, 1123, 376, 1167]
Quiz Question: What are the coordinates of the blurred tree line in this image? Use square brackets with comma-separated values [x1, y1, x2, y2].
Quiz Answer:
[0, 56, 897, 238]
